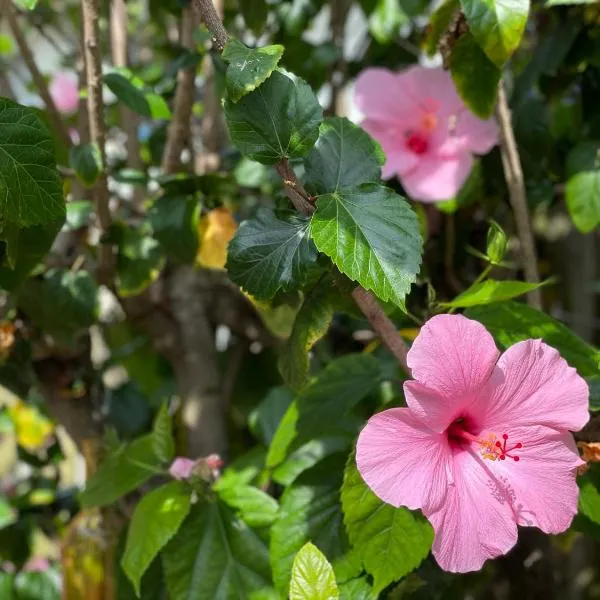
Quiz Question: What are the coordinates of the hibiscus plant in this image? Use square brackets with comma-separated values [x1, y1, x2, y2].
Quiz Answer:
[0, 0, 599, 599]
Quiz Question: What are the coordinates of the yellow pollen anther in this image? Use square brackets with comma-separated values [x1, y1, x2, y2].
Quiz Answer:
[479, 434, 499, 461]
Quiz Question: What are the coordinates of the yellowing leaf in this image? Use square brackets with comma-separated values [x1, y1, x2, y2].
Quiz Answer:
[196, 207, 238, 269]
[9, 401, 53, 451]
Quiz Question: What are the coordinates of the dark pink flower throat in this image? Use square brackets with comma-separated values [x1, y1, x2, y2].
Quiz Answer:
[448, 419, 523, 462]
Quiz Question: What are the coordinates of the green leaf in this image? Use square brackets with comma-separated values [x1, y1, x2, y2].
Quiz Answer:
[270, 458, 348, 595]
[249, 386, 294, 446]
[425, 0, 460, 56]
[122, 481, 191, 596]
[14, 571, 60, 600]
[117, 228, 165, 297]
[69, 143, 103, 187]
[0, 497, 16, 530]
[226, 208, 319, 301]
[148, 195, 200, 263]
[290, 542, 339, 600]
[565, 142, 600, 233]
[459, 0, 530, 67]
[239, 0, 269, 34]
[588, 376, 600, 411]
[441, 279, 550, 308]
[13, 0, 39, 9]
[309, 184, 422, 309]
[450, 32, 501, 119]
[341, 458, 433, 595]
[0, 219, 63, 292]
[222, 39, 284, 103]
[18, 269, 98, 339]
[267, 354, 386, 468]
[278, 278, 336, 389]
[224, 69, 323, 165]
[80, 434, 164, 508]
[0, 98, 64, 227]
[104, 72, 171, 119]
[0, 572, 13, 600]
[304, 117, 384, 195]
[151, 403, 175, 464]
[162, 498, 272, 600]
[546, 0, 596, 4]
[216, 484, 279, 528]
[368, 0, 408, 44]
[579, 465, 600, 526]
[466, 301, 600, 376]
[65, 201, 93, 230]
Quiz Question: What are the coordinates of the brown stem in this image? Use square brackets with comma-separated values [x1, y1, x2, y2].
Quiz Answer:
[162, 7, 198, 174]
[275, 160, 315, 216]
[192, 0, 229, 52]
[496, 82, 542, 309]
[4, 0, 72, 148]
[82, 0, 114, 286]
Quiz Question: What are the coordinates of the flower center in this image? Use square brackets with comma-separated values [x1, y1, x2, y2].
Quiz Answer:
[448, 421, 523, 462]
[420, 112, 438, 132]
[405, 131, 429, 155]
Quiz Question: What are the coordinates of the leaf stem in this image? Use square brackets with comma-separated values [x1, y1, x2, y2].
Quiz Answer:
[495, 82, 542, 310]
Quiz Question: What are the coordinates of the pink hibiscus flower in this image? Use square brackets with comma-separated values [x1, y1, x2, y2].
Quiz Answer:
[353, 66, 499, 203]
[49, 72, 79, 115]
[356, 314, 589, 573]
[168, 457, 196, 480]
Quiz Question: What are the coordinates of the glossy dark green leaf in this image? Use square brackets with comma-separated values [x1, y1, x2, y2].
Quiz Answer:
[68, 143, 103, 187]
[450, 32, 501, 119]
[0, 98, 64, 227]
[249, 386, 294, 445]
[226, 208, 319, 301]
[466, 302, 600, 376]
[289, 542, 339, 600]
[565, 142, 600, 233]
[460, 0, 530, 67]
[162, 499, 272, 600]
[222, 39, 284, 103]
[309, 184, 422, 309]
[122, 481, 191, 595]
[104, 72, 171, 119]
[151, 403, 175, 464]
[441, 279, 550, 308]
[341, 458, 433, 595]
[304, 117, 384, 195]
[224, 69, 322, 164]
[148, 195, 200, 263]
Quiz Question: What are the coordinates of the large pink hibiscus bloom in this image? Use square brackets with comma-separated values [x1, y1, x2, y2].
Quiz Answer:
[353, 66, 498, 203]
[356, 314, 589, 573]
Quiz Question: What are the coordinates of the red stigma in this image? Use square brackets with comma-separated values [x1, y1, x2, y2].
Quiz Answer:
[495, 433, 522, 462]
[405, 131, 429, 155]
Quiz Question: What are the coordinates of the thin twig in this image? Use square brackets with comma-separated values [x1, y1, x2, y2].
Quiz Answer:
[192, 0, 412, 372]
[495, 82, 542, 309]
[82, 0, 114, 286]
[162, 6, 198, 174]
[4, 0, 72, 148]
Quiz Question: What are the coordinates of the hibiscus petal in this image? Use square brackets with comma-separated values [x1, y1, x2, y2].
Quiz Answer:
[487, 425, 583, 534]
[454, 109, 499, 154]
[356, 407, 451, 513]
[354, 68, 418, 120]
[424, 448, 518, 573]
[398, 66, 463, 115]
[405, 314, 499, 431]
[473, 339, 590, 433]
[400, 153, 474, 202]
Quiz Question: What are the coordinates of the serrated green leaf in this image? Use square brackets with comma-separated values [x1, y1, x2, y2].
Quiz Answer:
[80, 434, 164, 508]
[309, 184, 422, 309]
[239, 0, 269, 34]
[69, 143, 103, 187]
[565, 142, 600, 233]
[304, 117, 384, 195]
[267, 354, 385, 468]
[441, 279, 550, 308]
[270, 458, 348, 595]
[460, 0, 530, 67]
[226, 208, 320, 301]
[122, 481, 191, 596]
[162, 499, 272, 600]
[290, 542, 339, 600]
[425, 0, 460, 56]
[278, 278, 336, 389]
[148, 195, 200, 263]
[341, 458, 433, 595]
[104, 72, 171, 119]
[216, 484, 279, 528]
[222, 39, 284, 103]
[152, 403, 175, 464]
[117, 228, 165, 297]
[17, 269, 98, 339]
[466, 301, 600, 376]
[579, 465, 600, 526]
[450, 32, 501, 119]
[224, 69, 323, 164]
[0, 98, 64, 227]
